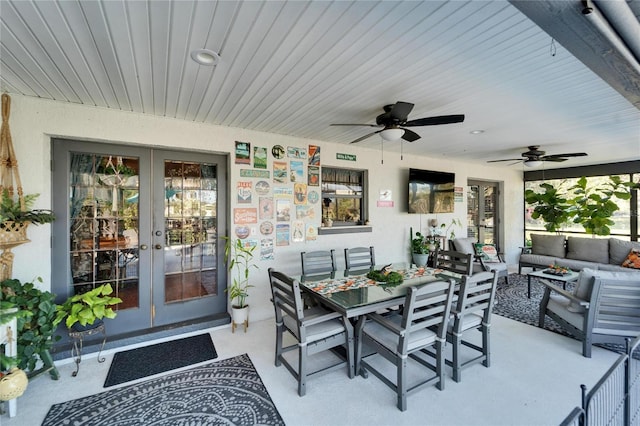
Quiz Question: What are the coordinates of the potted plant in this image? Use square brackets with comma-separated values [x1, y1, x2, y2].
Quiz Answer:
[224, 237, 257, 333]
[1, 278, 60, 378]
[0, 190, 55, 245]
[410, 231, 432, 267]
[524, 182, 571, 233]
[53, 283, 122, 331]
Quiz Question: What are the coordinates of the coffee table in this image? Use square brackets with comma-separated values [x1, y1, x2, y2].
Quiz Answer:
[526, 269, 579, 298]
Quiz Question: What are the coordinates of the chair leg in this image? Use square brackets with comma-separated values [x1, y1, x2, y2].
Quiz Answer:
[452, 333, 461, 383]
[583, 336, 592, 358]
[436, 340, 446, 390]
[275, 324, 283, 367]
[504, 274, 509, 285]
[397, 356, 408, 411]
[482, 325, 491, 368]
[298, 344, 308, 396]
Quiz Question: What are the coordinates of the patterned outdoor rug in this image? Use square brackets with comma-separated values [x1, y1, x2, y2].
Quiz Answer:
[494, 273, 625, 354]
[43, 354, 285, 426]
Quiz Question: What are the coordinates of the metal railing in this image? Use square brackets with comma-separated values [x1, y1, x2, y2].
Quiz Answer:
[561, 337, 640, 425]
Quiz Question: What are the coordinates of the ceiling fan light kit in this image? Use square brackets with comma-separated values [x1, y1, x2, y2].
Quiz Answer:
[380, 128, 405, 141]
[331, 101, 464, 145]
[524, 160, 544, 167]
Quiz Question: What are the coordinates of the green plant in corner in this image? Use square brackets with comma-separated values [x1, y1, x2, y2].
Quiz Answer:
[1, 278, 59, 373]
[53, 284, 122, 329]
[0, 300, 31, 371]
[224, 237, 257, 309]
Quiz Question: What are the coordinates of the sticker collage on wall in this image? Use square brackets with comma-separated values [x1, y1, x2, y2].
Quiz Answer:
[234, 141, 321, 260]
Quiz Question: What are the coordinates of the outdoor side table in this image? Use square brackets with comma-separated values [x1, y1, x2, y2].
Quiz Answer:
[68, 320, 107, 377]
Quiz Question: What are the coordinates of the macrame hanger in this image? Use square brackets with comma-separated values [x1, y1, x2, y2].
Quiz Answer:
[0, 93, 24, 210]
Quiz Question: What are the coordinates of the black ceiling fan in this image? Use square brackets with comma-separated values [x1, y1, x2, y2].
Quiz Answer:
[487, 145, 588, 166]
[330, 101, 465, 144]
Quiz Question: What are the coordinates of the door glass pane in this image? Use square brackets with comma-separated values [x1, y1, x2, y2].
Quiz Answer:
[164, 161, 218, 303]
[467, 185, 479, 239]
[483, 186, 496, 244]
[69, 153, 139, 309]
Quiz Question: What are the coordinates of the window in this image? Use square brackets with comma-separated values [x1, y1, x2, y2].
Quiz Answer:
[321, 167, 367, 226]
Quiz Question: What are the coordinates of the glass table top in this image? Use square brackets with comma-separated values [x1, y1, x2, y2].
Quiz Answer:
[296, 264, 462, 314]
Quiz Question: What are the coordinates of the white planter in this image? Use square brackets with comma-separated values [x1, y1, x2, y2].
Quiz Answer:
[231, 305, 249, 333]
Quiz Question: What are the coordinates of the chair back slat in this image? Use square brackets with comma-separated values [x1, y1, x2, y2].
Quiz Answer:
[344, 246, 375, 270]
[268, 269, 307, 336]
[455, 271, 499, 324]
[400, 280, 455, 351]
[592, 278, 640, 334]
[436, 250, 473, 276]
[301, 250, 337, 275]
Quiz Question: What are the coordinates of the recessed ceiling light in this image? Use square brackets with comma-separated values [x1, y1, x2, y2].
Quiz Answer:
[470, 130, 485, 135]
[190, 49, 220, 66]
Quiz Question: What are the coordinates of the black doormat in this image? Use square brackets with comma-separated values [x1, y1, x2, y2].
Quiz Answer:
[104, 333, 217, 387]
[45, 354, 285, 426]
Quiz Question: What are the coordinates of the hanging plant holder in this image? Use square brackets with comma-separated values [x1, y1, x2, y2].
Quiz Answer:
[0, 94, 29, 279]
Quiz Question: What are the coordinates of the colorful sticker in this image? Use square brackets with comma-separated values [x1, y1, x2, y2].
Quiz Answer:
[254, 146, 267, 169]
[235, 141, 250, 164]
[308, 190, 319, 204]
[272, 145, 285, 159]
[255, 180, 270, 195]
[260, 221, 274, 235]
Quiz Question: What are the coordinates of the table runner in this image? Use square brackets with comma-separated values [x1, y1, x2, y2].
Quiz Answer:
[302, 267, 444, 295]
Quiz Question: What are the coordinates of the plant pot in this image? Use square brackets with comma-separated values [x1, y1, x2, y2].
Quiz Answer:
[70, 319, 104, 333]
[323, 218, 333, 227]
[0, 368, 28, 401]
[231, 305, 249, 333]
[412, 253, 429, 267]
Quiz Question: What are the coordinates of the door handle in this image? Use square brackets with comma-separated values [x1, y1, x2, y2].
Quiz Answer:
[140, 244, 148, 250]
[154, 244, 163, 250]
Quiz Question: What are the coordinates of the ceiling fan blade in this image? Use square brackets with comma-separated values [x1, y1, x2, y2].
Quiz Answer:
[543, 152, 588, 159]
[388, 102, 414, 121]
[400, 128, 421, 142]
[330, 123, 381, 127]
[543, 157, 568, 162]
[487, 158, 523, 163]
[404, 114, 465, 127]
[349, 130, 382, 144]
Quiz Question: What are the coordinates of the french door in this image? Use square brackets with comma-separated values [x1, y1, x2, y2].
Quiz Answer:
[52, 139, 228, 336]
[467, 180, 501, 248]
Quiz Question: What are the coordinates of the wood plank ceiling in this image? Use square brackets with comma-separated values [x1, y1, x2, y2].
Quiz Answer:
[1, 0, 638, 169]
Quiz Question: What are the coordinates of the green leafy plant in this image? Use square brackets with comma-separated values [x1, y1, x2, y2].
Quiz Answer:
[440, 218, 463, 240]
[1, 278, 59, 372]
[568, 176, 634, 236]
[525, 182, 572, 233]
[0, 190, 55, 226]
[224, 237, 257, 308]
[411, 231, 431, 254]
[53, 283, 122, 329]
[0, 300, 32, 371]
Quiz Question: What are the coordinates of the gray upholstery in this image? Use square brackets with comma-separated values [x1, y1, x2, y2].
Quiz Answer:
[446, 271, 499, 382]
[566, 237, 608, 264]
[452, 238, 475, 255]
[355, 280, 455, 411]
[451, 239, 509, 284]
[531, 234, 566, 258]
[539, 269, 640, 357]
[344, 246, 375, 271]
[268, 268, 354, 396]
[610, 239, 640, 265]
[519, 235, 640, 275]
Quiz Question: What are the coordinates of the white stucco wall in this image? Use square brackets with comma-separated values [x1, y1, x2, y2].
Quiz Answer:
[7, 94, 524, 323]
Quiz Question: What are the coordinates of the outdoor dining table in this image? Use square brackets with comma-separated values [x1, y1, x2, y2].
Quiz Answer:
[295, 264, 463, 376]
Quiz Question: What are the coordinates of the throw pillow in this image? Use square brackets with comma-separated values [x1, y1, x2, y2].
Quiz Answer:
[474, 243, 501, 263]
[531, 234, 566, 258]
[622, 249, 640, 269]
[568, 268, 597, 312]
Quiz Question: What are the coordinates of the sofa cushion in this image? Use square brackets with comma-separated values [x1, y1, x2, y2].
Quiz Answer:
[622, 249, 640, 269]
[519, 253, 558, 268]
[531, 234, 566, 258]
[566, 237, 609, 264]
[452, 238, 475, 255]
[555, 258, 601, 272]
[609, 238, 640, 265]
[599, 263, 640, 273]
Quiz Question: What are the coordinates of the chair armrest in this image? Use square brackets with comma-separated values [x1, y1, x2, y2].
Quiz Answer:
[538, 279, 589, 308]
[366, 312, 403, 335]
[302, 310, 343, 326]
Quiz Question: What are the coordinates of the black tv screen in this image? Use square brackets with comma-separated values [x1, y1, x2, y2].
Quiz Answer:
[408, 168, 455, 213]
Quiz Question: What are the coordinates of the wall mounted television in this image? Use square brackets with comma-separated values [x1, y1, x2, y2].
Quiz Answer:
[408, 168, 455, 214]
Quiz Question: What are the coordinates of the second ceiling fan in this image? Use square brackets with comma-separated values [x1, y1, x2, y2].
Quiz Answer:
[487, 145, 588, 166]
[331, 101, 465, 144]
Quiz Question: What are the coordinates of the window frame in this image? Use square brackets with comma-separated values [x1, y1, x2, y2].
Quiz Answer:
[321, 166, 368, 228]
